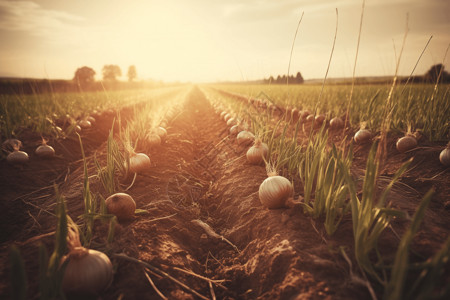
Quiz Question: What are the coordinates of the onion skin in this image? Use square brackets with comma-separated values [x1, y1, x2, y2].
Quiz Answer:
[237, 131, 255, 146]
[129, 153, 151, 173]
[35, 144, 55, 158]
[247, 140, 269, 165]
[259, 175, 293, 209]
[440, 147, 450, 167]
[7, 151, 29, 164]
[105, 193, 136, 221]
[62, 248, 113, 296]
[396, 135, 417, 153]
[354, 129, 372, 144]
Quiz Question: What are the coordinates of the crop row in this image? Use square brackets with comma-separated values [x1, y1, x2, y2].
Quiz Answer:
[200, 85, 449, 300]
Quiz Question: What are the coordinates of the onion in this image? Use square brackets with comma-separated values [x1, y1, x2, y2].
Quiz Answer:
[79, 119, 92, 129]
[223, 113, 232, 122]
[35, 138, 55, 158]
[7, 150, 29, 164]
[300, 110, 311, 120]
[156, 127, 167, 141]
[62, 226, 113, 296]
[396, 135, 417, 153]
[440, 144, 450, 167]
[314, 115, 326, 128]
[246, 139, 269, 165]
[220, 111, 227, 119]
[329, 117, 344, 129]
[237, 130, 255, 146]
[86, 116, 96, 125]
[129, 153, 151, 173]
[105, 193, 136, 221]
[226, 118, 237, 127]
[146, 133, 161, 147]
[306, 114, 315, 123]
[291, 108, 300, 120]
[259, 173, 293, 209]
[230, 125, 240, 136]
[354, 129, 372, 144]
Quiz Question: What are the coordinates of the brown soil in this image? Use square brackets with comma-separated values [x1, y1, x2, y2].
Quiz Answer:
[0, 85, 449, 299]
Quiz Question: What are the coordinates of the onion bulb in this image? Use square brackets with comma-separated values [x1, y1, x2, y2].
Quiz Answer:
[230, 125, 240, 136]
[62, 225, 113, 296]
[396, 135, 417, 153]
[7, 150, 29, 164]
[156, 127, 167, 141]
[226, 117, 237, 127]
[223, 113, 232, 122]
[440, 143, 450, 167]
[300, 110, 311, 120]
[220, 111, 227, 119]
[105, 193, 136, 221]
[354, 129, 372, 144]
[86, 116, 96, 125]
[145, 133, 161, 148]
[259, 173, 293, 209]
[314, 115, 326, 128]
[129, 153, 151, 173]
[237, 130, 255, 146]
[79, 119, 91, 129]
[35, 138, 55, 158]
[306, 114, 315, 123]
[329, 117, 344, 129]
[246, 139, 268, 165]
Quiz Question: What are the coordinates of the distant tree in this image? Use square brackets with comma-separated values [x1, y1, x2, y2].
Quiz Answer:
[127, 65, 137, 82]
[276, 75, 281, 84]
[424, 64, 449, 83]
[295, 72, 304, 84]
[73, 66, 95, 85]
[268, 76, 274, 84]
[102, 65, 122, 81]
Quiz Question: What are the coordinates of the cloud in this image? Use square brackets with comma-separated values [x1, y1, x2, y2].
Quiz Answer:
[0, 0, 83, 38]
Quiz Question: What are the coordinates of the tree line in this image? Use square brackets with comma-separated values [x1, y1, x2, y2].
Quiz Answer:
[264, 72, 304, 84]
[73, 65, 137, 86]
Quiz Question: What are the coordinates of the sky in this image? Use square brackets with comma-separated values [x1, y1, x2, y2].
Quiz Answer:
[0, 0, 449, 82]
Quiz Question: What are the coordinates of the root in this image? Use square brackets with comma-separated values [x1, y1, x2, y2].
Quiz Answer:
[191, 219, 240, 253]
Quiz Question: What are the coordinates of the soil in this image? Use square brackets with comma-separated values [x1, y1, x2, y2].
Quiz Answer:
[0, 85, 449, 299]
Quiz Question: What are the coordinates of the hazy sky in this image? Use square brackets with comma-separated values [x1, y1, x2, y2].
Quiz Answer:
[0, 0, 449, 82]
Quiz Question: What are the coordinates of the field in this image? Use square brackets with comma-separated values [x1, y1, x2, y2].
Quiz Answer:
[0, 83, 449, 299]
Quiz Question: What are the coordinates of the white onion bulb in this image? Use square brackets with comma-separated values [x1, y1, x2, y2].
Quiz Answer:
[259, 174, 293, 209]
[229, 125, 240, 136]
[237, 130, 255, 146]
[247, 139, 268, 165]
[129, 153, 151, 173]
[62, 227, 113, 296]
[440, 144, 450, 167]
[156, 127, 167, 141]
